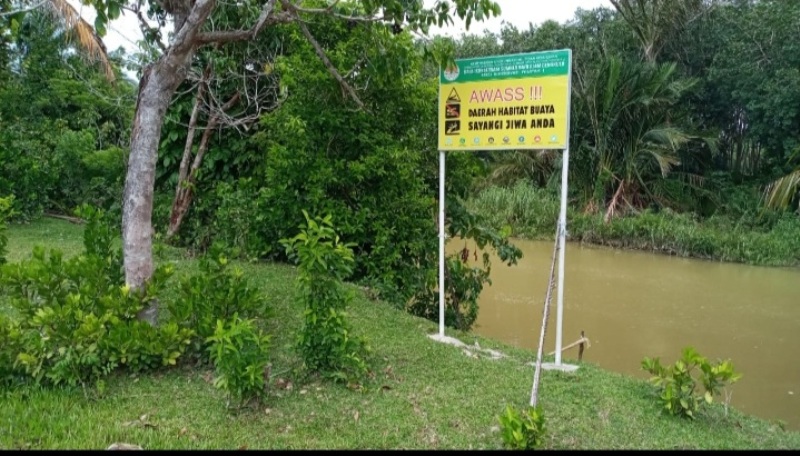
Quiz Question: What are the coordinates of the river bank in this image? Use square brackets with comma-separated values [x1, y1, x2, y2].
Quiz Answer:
[468, 182, 800, 268]
[1, 219, 799, 449]
[463, 238, 800, 431]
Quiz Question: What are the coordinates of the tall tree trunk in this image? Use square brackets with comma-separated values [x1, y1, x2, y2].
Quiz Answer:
[123, 60, 190, 325]
[122, 0, 217, 325]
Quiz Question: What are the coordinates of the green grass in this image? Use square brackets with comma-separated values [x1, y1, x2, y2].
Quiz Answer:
[469, 182, 800, 267]
[2, 217, 85, 263]
[1, 219, 799, 449]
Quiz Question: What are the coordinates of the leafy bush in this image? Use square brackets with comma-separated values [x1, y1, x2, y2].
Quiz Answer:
[0, 122, 125, 221]
[206, 314, 271, 408]
[211, 180, 272, 259]
[0, 207, 192, 387]
[0, 121, 59, 220]
[281, 212, 369, 383]
[497, 404, 547, 450]
[79, 146, 126, 217]
[406, 200, 523, 332]
[642, 346, 742, 419]
[167, 244, 269, 357]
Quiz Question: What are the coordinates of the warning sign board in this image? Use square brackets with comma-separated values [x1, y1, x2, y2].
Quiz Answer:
[438, 50, 572, 151]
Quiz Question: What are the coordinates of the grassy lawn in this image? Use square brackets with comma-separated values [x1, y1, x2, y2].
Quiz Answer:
[1, 218, 799, 449]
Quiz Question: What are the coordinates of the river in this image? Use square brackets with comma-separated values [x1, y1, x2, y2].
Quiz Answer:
[457, 238, 800, 430]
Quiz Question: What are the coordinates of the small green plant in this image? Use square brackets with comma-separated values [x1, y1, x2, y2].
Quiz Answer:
[0, 206, 192, 387]
[206, 314, 271, 408]
[497, 404, 547, 450]
[642, 346, 742, 419]
[280, 211, 369, 384]
[167, 243, 269, 358]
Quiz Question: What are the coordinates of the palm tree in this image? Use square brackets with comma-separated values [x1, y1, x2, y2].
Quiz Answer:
[578, 56, 697, 221]
[2, 0, 114, 81]
[763, 149, 800, 211]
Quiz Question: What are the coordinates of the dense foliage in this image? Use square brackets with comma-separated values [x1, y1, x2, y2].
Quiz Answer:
[0, 12, 134, 220]
[2, 0, 799, 337]
[0, 207, 190, 387]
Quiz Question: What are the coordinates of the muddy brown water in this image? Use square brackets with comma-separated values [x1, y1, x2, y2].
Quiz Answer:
[450, 238, 800, 430]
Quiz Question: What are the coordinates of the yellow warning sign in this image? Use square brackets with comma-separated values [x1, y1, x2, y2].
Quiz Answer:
[438, 50, 572, 151]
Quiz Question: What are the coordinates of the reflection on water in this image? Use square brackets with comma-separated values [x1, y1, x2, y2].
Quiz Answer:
[454, 238, 800, 429]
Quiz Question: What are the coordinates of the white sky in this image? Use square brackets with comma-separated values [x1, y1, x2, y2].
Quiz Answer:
[426, 0, 610, 37]
[67, 0, 611, 55]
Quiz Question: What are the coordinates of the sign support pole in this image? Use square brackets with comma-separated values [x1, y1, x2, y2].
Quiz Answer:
[438, 150, 446, 338]
[554, 147, 570, 365]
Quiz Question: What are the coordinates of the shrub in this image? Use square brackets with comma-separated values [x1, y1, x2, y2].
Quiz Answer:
[281, 211, 369, 383]
[166, 244, 269, 357]
[497, 404, 547, 450]
[642, 346, 742, 419]
[406, 255, 488, 331]
[406, 200, 523, 332]
[206, 314, 271, 408]
[0, 206, 193, 387]
[211, 180, 272, 259]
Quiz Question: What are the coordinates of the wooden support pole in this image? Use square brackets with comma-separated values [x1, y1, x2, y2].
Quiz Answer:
[548, 331, 590, 358]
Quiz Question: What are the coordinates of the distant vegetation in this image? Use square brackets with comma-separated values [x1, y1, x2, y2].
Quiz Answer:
[2, 0, 798, 333]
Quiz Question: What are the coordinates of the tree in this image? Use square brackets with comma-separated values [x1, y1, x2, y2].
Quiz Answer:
[164, 41, 285, 239]
[763, 148, 800, 212]
[578, 57, 696, 219]
[25, 0, 497, 325]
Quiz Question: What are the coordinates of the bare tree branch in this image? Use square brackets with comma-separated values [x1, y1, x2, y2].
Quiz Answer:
[155, 0, 215, 62]
[291, 9, 365, 109]
[193, 0, 294, 45]
[252, 0, 279, 37]
[123, 4, 167, 53]
[176, 64, 211, 187]
[295, 6, 385, 22]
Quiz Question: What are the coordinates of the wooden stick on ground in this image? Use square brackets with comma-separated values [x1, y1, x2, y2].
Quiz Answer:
[44, 212, 85, 224]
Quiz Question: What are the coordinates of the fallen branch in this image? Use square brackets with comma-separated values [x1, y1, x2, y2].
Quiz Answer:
[45, 212, 85, 224]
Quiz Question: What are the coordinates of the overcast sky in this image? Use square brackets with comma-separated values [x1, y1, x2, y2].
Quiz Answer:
[426, 0, 610, 37]
[67, 0, 611, 55]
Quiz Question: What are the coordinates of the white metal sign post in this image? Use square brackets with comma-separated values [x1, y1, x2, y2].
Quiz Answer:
[434, 50, 573, 357]
[555, 146, 570, 365]
[438, 150, 446, 337]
